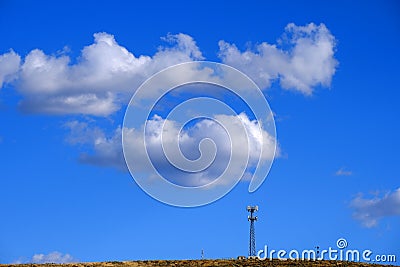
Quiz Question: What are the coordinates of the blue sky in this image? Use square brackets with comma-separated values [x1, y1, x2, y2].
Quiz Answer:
[1, 0, 400, 264]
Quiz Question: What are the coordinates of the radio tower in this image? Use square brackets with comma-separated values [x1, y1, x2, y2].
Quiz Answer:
[247, 205, 258, 257]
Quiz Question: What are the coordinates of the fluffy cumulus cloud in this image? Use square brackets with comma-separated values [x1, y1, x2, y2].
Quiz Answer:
[66, 113, 278, 186]
[14, 251, 77, 264]
[350, 188, 400, 227]
[2, 32, 203, 116]
[218, 23, 338, 94]
[0, 50, 20, 88]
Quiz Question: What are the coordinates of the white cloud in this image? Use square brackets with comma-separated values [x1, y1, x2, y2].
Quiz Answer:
[5, 32, 203, 116]
[66, 114, 279, 186]
[350, 188, 400, 228]
[0, 24, 338, 116]
[335, 167, 352, 176]
[0, 50, 20, 88]
[14, 251, 77, 264]
[64, 121, 126, 171]
[32, 252, 75, 263]
[125, 114, 277, 186]
[218, 23, 338, 94]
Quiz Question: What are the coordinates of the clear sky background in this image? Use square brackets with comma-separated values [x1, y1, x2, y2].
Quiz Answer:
[0, 0, 399, 264]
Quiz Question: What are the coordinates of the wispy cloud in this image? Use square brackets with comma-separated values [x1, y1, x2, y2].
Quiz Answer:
[14, 251, 77, 264]
[350, 188, 400, 228]
[64, 120, 126, 171]
[335, 167, 352, 176]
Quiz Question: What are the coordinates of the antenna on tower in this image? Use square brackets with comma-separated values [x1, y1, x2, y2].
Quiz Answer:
[247, 205, 258, 257]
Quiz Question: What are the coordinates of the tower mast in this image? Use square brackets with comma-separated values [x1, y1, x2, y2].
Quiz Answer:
[247, 205, 258, 257]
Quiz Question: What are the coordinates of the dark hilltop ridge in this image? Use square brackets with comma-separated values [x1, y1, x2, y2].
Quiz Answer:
[1, 259, 398, 267]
